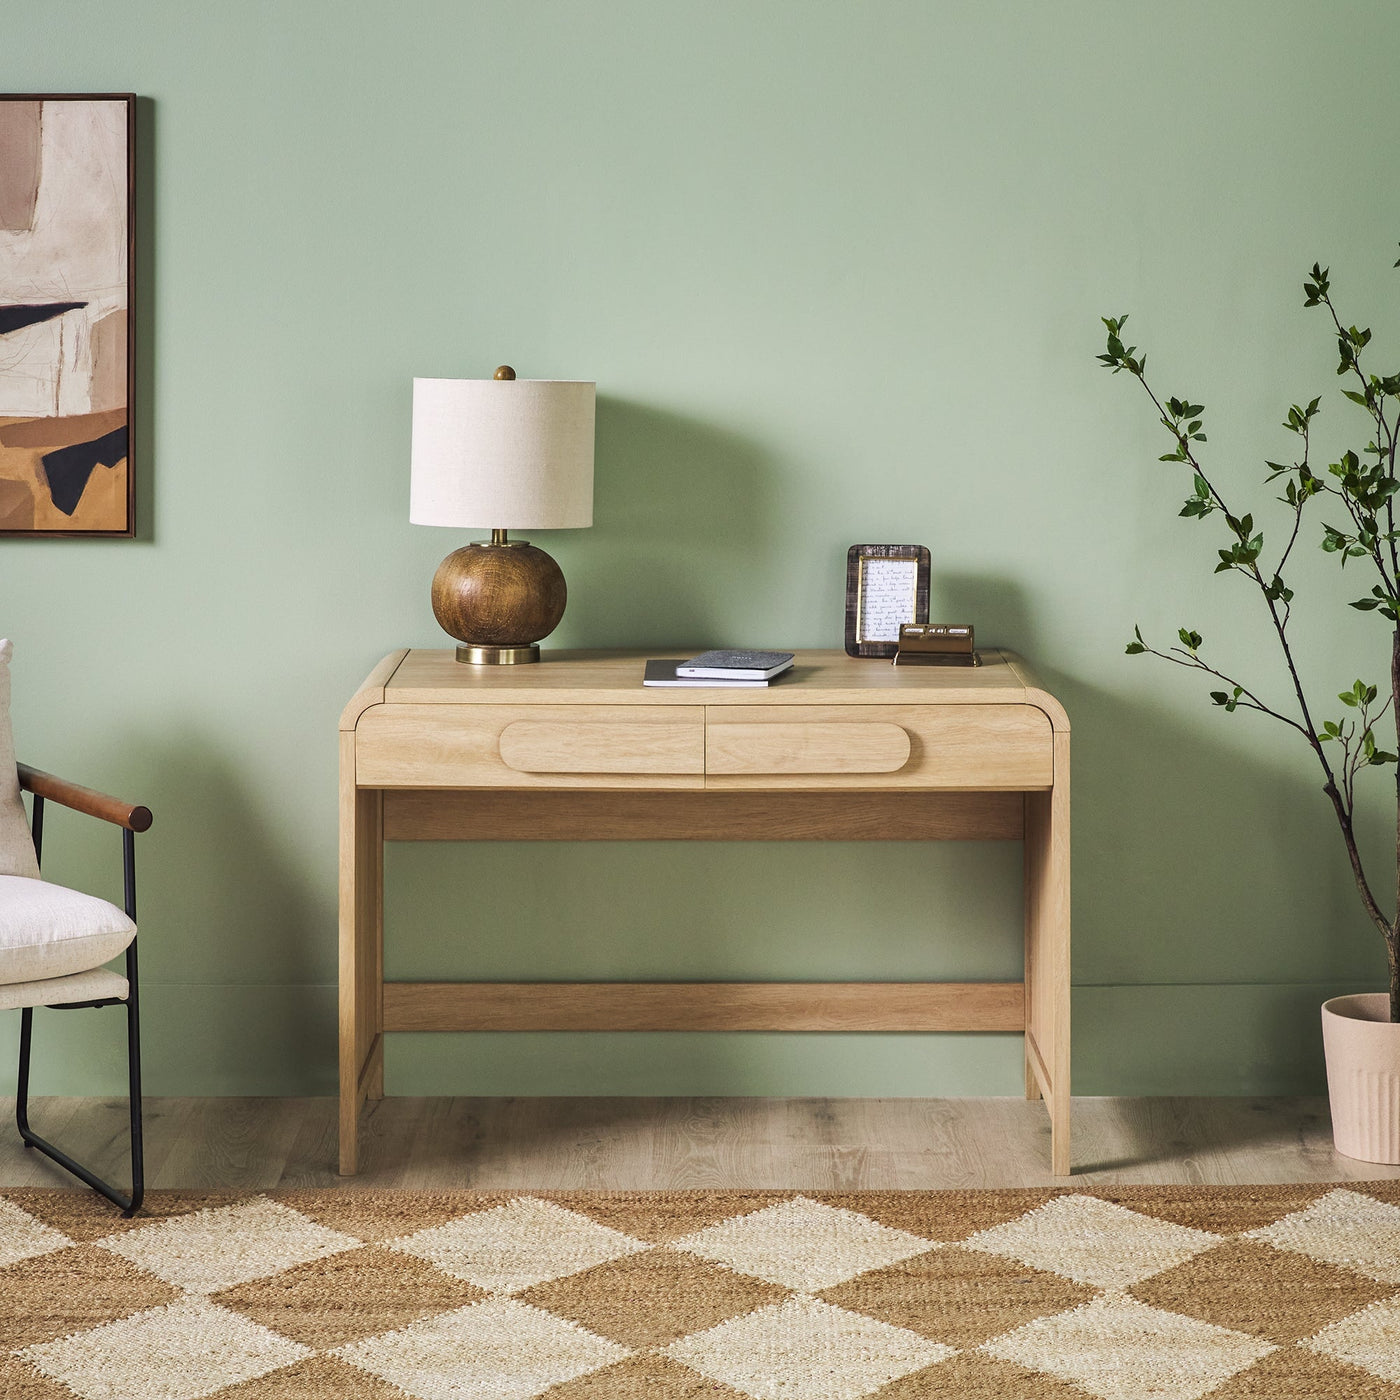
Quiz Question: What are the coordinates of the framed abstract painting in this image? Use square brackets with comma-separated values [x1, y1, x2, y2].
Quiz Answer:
[0, 94, 134, 537]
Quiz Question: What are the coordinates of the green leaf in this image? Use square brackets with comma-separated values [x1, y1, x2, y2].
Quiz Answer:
[1125, 642, 1146, 655]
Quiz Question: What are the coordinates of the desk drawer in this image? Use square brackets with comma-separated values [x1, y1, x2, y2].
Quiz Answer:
[704, 705, 1053, 789]
[356, 705, 704, 788]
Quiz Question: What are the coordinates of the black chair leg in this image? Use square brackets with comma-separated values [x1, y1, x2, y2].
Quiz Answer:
[15, 962, 145, 1217]
[16, 812, 146, 1216]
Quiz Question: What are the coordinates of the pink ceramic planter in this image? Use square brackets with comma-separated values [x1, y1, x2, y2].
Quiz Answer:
[1322, 993, 1400, 1164]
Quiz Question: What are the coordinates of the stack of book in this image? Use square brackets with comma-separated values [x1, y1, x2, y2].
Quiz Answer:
[643, 650, 795, 688]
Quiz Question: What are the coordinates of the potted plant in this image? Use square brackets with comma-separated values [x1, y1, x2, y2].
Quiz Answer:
[1099, 247, 1400, 1162]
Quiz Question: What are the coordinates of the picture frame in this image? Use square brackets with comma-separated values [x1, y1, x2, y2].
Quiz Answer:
[0, 93, 135, 537]
[844, 544, 931, 658]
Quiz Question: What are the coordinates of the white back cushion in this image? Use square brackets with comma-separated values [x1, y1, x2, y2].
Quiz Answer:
[0, 875, 135, 985]
[0, 641, 40, 879]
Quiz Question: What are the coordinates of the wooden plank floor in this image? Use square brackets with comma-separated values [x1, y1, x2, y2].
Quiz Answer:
[0, 1097, 1393, 1192]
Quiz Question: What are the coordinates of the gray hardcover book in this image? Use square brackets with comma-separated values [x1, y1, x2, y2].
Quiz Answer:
[677, 650, 795, 680]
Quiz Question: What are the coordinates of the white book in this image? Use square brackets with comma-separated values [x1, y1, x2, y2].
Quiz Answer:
[642, 660, 770, 688]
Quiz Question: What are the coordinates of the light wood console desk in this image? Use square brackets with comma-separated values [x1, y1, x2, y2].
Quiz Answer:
[339, 648, 1070, 1175]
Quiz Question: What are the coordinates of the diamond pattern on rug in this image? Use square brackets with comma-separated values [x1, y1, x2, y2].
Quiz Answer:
[821, 1189, 1051, 1243]
[671, 1195, 936, 1291]
[1205, 1343, 1400, 1398]
[388, 1195, 650, 1294]
[4, 1188, 236, 1244]
[519, 1246, 789, 1348]
[818, 1241, 1097, 1347]
[982, 1294, 1276, 1400]
[664, 1294, 954, 1400]
[0, 1196, 71, 1269]
[334, 1296, 630, 1400]
[0, 1351, 78, 1400]
[98, 1196, 361, 1294]
[19, 1296, 312, 1400]
[213, 1242, 488, 1349]
[540, 1352, 753, 1398]
[1129, 1237, 1395, 1344]
[201, 1354, 416, 1399]
[1248, 1187, 1400, 1284]
[1091, 1184, 1332, 1236]
[1305, 1295, 1400, 1385]
[964, 1192, 1222, 1289]
[874, 1350, 1101, 1399]
[8, 1184, 1400, 1400]
[0, 1240, 183, 1347]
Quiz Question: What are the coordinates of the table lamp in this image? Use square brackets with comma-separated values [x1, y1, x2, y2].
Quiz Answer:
[410, 366, 595, 664]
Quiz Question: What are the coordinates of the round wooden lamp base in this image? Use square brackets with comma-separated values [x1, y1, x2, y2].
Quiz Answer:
[430, 540, 567, 665]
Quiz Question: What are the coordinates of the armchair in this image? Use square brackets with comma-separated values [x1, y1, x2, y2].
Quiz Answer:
[10, 764, 152, 1216]
[0, 639, 152, 1216]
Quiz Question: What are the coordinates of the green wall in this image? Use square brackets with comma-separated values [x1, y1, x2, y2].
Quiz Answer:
[6, 0, 1400, 1098]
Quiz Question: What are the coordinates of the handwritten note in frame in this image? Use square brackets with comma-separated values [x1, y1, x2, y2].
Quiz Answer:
[844, 544, 931, 658]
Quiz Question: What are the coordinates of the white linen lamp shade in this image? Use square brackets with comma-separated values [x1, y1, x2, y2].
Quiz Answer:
[410, 375, 594, 529]
[409, 367, 596, 664]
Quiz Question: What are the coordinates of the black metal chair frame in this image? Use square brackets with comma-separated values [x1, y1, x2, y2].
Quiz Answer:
[15, 792, 145, 1216]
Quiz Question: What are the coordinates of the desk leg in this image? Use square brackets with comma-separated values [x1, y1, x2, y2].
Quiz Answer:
[1025, 732, 1070, 1176]
[339, 732, 383, 1176]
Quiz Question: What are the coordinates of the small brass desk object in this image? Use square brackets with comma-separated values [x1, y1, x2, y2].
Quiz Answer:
[894, 623, 979, 666]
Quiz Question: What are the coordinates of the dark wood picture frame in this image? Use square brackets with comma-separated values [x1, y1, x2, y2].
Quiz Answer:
[844, 544, 931, 657]
[0, 93, 136, 538]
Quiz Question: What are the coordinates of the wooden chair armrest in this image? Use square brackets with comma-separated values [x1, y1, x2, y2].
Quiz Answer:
[17, 763, 153, 832]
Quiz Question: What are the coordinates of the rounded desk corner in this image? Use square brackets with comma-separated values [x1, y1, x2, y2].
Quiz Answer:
[340, 649, 411, 732]
[1025, 688, 1070, 735]
[994, 649, 1070, 735]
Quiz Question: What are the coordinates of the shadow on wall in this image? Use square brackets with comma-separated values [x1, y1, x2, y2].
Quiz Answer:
[1, 729, 336, 1095]
[940, 567, 1377, 977]
[935, 569, 1384, 1094]
[561, 396, 779, 647]
[138, 731, 335, 1093]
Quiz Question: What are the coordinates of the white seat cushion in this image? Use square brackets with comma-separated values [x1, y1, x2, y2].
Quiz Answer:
[0, 874, 135, 986]
[0, 966, 128, 1011]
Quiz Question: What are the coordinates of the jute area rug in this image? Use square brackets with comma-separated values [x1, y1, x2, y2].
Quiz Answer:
[4, 1185, 1400, 1399]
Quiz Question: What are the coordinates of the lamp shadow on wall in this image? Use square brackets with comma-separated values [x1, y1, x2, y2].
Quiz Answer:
[558, 396, 778, 648]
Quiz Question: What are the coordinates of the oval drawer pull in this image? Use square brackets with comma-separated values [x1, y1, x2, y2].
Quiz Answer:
[706, 722, 910, 775]
[500, 720, 705, 774]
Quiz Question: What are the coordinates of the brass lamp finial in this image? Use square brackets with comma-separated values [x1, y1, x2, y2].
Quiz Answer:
[493, 365, 516, 380]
